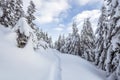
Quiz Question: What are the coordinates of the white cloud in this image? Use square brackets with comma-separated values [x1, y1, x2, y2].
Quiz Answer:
[23, 0, 101, 25]
[66, 10, 101, 34]
[38, 0, 70, 24]
[23, 0, 70, 24]
[74, 0, 103, 6]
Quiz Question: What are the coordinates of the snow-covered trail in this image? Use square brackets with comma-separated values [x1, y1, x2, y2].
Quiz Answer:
[36, 48, 61, 80]
[52, 50, 106, 80]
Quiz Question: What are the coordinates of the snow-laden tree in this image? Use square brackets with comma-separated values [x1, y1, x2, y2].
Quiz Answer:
[95, 0, 120, 79]
[0, 0, 24, 27]
[104, 0, 120, 79]
[80, 18, 95, 61]
[60, 22, 81, 56]
[26, 0, 36, 29]
[6, 0, 19, 27]
[13, 17, 34, 48]
[0, 0, 10, 27]
[35, 28, 53, 49]
[48, 36, 53, 48]
[35, 28, 43, 41]
[55, 35, 65, 51]
[14, 0, 24, 24]
[0, 0, 4, 17]
[95, 5, 108, 70]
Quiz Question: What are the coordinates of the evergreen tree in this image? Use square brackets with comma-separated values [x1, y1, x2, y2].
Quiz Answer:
[48, 36, 53, 48]
[34, 28, 43, 49]
[0, 0, 4, 17]
[104, 0, 120, 79]
[14, 0, 24, 23]
[13, 17, 33, 48]
[35, 28, 53, 49]
[0, 0, 10, 27]
[7, 0, 16, 26]
[0, 0, 24, 27]
[55, 35, 65, 51]
[26, 0, 36, 29]
[95, 4, 109, 70]
[80, 18, 95, 61]
[95, 0, 120, 79]
[60, 22, 81, 55]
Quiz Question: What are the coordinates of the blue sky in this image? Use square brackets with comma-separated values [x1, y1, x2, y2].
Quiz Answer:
[24, 0, 103, 41]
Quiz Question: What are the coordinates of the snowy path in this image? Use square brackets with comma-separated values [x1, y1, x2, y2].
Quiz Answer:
[52, 50, 106, 80]
[36, 48, 61, 80]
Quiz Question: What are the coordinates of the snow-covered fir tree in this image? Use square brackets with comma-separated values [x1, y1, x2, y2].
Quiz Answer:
[95, 0, 120, 79]
[60, 22, 81, 55]
[26, 0, 36, 29]
[7, 0, 16, 26]
[95, 2, 111, 71]
[0, 0, 4, 17]
[13, 17, 34, 48]
[35, 28, 43, 41]
[48, 36, 53, 48]
[14, 0, 24, 24]
[95, 5, 108, 70]
[0, 0, 24, 27]
[105, 0, 120, 79]
[35, 28, 53, 49]
[0, 0, 10, 27]
[80, 18, 95, 61]
[55, 35, 65, 51]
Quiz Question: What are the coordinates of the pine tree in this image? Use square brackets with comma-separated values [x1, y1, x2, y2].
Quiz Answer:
[55, 35, 65, 51]
[34, 28, 53, 49]
[14, 0, 24, 23]
[104, 0, 120, 79]
[95, 0, 120, 79]
[34, 28, 43, 49]
[0, 0, 10, 27]
[48, 36, 53, 48]
[7, 0, 16, 26]
[0, 0, 24, 27]
[26, 0, 36, 29]
[59, 35, 65, 52]
[80, 18, 95, 61]
[13, 17, 33, 48]
[60, 22, 81, 55]
[0, 0, 4, 17]
[95, 4, 108, 70]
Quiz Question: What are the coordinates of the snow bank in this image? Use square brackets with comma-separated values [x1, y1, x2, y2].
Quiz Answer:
[0, 26, 61, 80]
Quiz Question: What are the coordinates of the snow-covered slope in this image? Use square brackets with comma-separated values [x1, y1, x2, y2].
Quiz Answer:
[0, 26, 61, 80]
[0, 25, 106, 80]
[53, 50, 106, 80]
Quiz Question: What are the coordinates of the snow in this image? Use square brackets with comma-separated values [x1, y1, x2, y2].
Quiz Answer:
[13, 17, 33, 36]
[53, 50, 106, 80]
[0, 26, 61, 80]
[0, 25, 106, 80]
